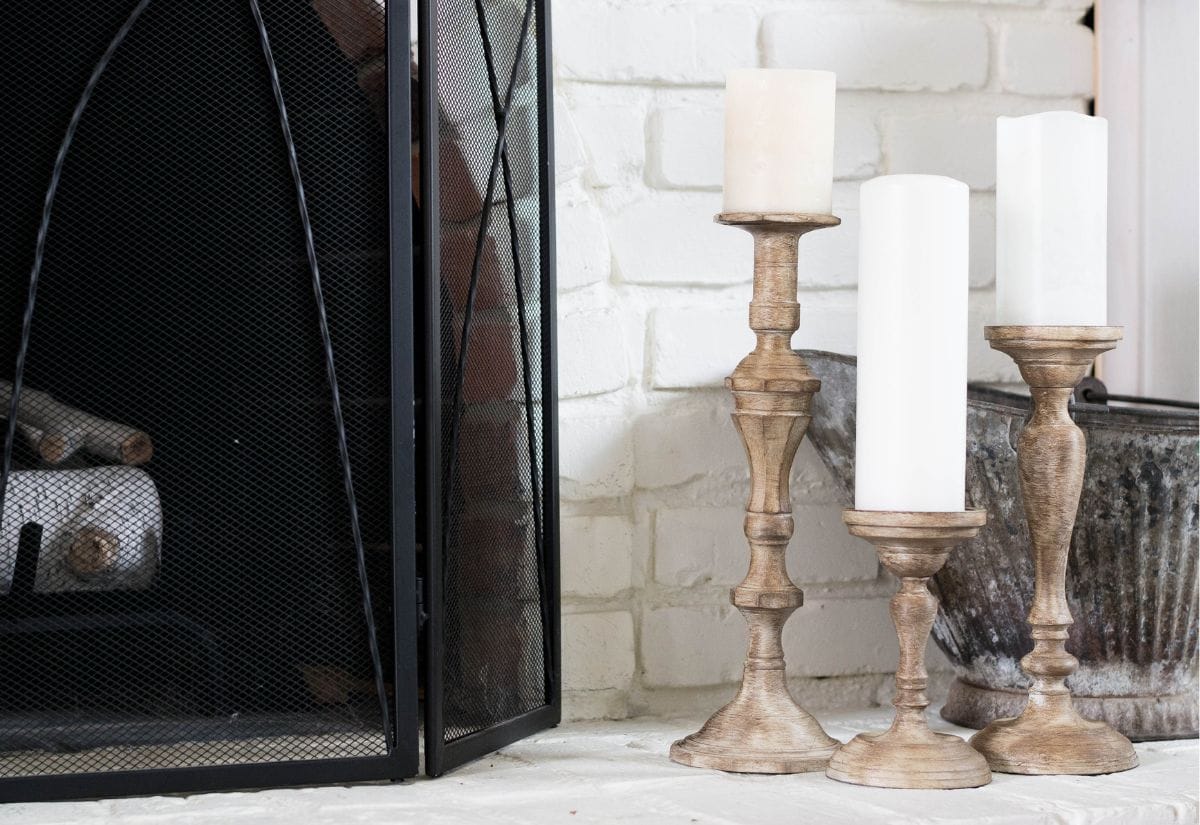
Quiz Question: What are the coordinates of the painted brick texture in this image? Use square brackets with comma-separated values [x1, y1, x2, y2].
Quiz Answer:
[554, 0, 1096, 721]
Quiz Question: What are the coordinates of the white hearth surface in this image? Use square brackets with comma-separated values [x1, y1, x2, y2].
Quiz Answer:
[6, 708, 1197, 824]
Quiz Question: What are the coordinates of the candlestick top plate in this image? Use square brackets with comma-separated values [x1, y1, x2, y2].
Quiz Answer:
[984, 325, 1122, 387]
[842, 510, 987, 579]
[715, 212, 841, 232]
[984, 325, 1122, 345]
[984, 325, 1122, 359]
[843, 509, 988, 542]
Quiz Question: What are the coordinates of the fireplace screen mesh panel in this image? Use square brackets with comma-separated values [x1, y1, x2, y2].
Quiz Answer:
[0, 0, 397, 780]
[426, 0, 556, 758]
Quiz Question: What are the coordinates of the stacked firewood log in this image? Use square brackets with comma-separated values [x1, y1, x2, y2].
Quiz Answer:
[0, 382, 161, 594]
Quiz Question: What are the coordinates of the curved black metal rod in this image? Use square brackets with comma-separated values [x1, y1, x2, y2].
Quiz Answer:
[441, 0, 535, 611]
[0, 0, 154, 533]
[248, 0, 394, 750]
[471, 0, 554, 696]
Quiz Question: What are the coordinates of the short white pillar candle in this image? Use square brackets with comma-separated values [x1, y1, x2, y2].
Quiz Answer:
[855, 175, 970, 513]
[996, 111, 1108, 325]
[723, 69, 835, 215]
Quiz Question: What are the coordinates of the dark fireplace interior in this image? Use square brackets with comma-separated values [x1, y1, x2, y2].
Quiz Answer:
[0, 0, 557, 799]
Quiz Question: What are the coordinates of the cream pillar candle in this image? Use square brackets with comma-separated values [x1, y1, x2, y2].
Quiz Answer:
[996, 111, 1108, 325]
[855, 175, 969, 512]
[723, 69, 835, 214]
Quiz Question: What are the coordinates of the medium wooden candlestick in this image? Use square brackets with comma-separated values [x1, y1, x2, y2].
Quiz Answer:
[970, 325, 1138, 775]
[827, 510, 991, 789]
[669, 212, 840, 774]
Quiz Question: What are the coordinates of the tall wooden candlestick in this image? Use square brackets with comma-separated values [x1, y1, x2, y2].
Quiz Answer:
[970, 325, 1138, 775]
[669, 212, 840, 774]
[828, 510, 991, 789]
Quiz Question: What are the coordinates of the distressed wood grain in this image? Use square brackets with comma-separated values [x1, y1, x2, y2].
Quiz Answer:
[827, 509, 992, 789]
[669, 213, 840, 774]
[969, 325, 1139, 775]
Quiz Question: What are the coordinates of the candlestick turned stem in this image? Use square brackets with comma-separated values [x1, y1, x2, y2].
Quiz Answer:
[970, 325, 1137, 775]
[827, 510, 991, 789]
[669, 212, 840, 773]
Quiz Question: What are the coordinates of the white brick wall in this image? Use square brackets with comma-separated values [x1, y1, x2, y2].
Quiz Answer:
[558, 309, 629, 398]
[572, 101, 647, 188]
[654, 503, 878, 588]
[554, 0, 1096, 721]
[1001, 22, 1094, 95]
[559, 414, 635, 500]
[608, 193, 751, 285]
[762, 12, 989, 91]
[563, 611, 636, 691]
[648, 107, 723, 190]
[633, 403, 745, 487]
[562, 515, 634, 597]
[554, 2, 758, 85]
[885, 113, 999, 189]
[555, 181, 611, 291]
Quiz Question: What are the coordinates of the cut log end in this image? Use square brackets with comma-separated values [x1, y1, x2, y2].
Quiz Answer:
[37, 433, 70, 464]
[67, 527, 120, 578]
[119, 433, 154, 465]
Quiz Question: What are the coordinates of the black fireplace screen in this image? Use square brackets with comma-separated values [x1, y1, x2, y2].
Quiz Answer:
[420, 0, 560, 775]
[0, 0, 557, 799]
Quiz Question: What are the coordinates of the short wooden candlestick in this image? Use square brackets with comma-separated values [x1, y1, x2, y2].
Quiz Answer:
[969, 325, 1138, 775]
[827, 509, 992, 789]
[669, 212, 840, 774]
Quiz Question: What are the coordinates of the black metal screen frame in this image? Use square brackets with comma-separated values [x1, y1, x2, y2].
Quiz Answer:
[0, 0, 420, 802]
[419, 0, 561, 777]
[0, 0, 558, 797]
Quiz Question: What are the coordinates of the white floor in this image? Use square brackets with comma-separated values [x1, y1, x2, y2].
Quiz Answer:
[7, 709, 1198, 824]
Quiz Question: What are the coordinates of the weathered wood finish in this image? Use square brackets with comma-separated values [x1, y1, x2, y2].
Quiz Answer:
[970, 325, 1139, 775]
[827, 510, 992, 789]
[669, 213, 840, 774]
[66, 527, 121, 578]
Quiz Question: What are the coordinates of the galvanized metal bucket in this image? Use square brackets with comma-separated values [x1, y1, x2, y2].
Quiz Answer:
[803, 350, 1199, 741]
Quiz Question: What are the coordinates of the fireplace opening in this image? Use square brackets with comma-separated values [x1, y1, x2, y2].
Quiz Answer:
[0, 0, 558, 800]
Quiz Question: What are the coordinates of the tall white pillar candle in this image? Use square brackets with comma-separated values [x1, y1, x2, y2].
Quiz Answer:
[855, 175, 969, 512]
[996, 111, 1108, 325]
[723, 69, 835, 214]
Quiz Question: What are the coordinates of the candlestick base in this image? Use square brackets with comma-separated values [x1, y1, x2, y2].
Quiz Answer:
[969, 325, 1137, 776]
[827, 727, 991, 790]
[670, 684, 838, 774]
[827, 510, 991, 789]
[969, 701, 1139, 776]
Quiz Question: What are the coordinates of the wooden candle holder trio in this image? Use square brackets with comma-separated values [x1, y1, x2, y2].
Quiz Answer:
[669, 215, 1138, 789]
